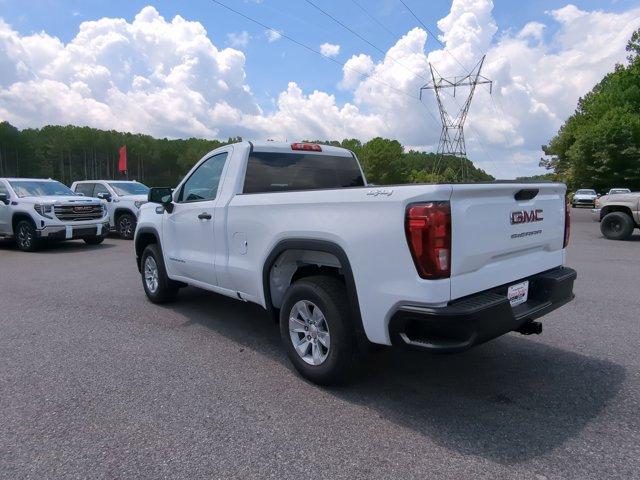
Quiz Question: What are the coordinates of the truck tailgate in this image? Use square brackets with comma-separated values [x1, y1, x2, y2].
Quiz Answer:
[449, 183, 566, 300]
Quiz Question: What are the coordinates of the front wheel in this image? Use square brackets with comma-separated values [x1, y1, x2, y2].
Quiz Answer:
[15, 220, 39, 252]
[141, 244, 179, 303]
[117, 212, 136, 240]
[83, 236, 105, 245]
[279, 275, 359, 385]
[601, 211, 635, 240]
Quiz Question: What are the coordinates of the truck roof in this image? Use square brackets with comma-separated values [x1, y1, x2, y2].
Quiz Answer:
[250, 141, 353, 157]
[73, 180, 139, 183]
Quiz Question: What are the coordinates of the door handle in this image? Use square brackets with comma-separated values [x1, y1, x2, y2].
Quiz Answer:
[197, 212, 212, 220]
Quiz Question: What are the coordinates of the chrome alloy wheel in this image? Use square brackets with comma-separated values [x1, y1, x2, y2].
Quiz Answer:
[289, 300, 330, 366]
[17, 223, 33, 249]
[144, 256, 159, 293]
[119, 216, 133, 237]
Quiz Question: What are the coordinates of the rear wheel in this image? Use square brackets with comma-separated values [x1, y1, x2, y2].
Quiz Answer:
[601, 211, 634, 240]
[279, 275, 359, 385]
[117, 212, 136, 240]
[15, 220, 39, 252]
[141, 243, 179, 303]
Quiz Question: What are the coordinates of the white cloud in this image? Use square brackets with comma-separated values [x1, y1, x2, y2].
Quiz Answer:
[265, 29, 282, 43]
[0, 2, 639, 178]
[517, 22, 545, 42]
[227, 30, 250, 48]
[320, 42, 340, 57]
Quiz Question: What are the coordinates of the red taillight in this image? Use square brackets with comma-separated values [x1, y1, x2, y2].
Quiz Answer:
[563, 198, 571, 248]
[405, 202, 451, 279]
[291, 142, 322, 152]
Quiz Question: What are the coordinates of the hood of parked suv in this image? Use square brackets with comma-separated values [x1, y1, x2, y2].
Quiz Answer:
[119, 194, 148, 203]
[18, 196, 103, 205]
[573, 193, 597, 200]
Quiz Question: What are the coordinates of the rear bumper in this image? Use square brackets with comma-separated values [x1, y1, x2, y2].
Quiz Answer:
[389, 266, 577, 353]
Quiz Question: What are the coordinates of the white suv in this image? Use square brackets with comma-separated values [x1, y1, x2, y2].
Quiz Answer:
[71, 180, 149, 239]
[0, 178, 109, 251]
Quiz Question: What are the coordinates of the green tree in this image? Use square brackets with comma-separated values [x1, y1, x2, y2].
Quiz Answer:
[543, 28, 640, 191]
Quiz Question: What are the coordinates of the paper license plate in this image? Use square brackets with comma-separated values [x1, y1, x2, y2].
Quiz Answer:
[507, 280, 529, 307]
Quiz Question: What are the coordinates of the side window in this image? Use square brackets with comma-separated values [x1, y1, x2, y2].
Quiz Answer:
[75, 183, 95, 197]
[178, 152, 228, 202]
[93, 183, 110, 197]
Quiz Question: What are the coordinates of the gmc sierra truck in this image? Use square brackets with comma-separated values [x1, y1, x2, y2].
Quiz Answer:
[0, 177, 109, 251]
[71, 180, 149, 239]
[134, 142, 576, 384]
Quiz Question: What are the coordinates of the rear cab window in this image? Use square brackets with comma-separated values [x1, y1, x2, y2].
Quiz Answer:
[243, 151, 365, 194]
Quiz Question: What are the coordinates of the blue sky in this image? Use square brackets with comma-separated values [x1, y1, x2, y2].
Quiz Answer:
[1, 0, 639, 177]
[2, 0, 636, 108]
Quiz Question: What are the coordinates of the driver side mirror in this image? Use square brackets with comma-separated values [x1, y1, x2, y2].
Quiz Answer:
[0, 193, 9, 205]
[148, 187, 174, 213]
[97, 192, 112, 202]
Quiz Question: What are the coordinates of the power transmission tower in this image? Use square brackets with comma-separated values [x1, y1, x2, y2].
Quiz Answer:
[420, 55, 492, 178]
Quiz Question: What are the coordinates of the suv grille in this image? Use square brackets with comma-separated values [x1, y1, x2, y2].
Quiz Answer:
[54, 204, 103, 221]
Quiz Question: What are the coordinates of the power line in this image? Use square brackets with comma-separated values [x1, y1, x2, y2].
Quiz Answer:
[208, 0, 430, 106]
[350, 0, 398, 41]
[303, 0, 429, 82]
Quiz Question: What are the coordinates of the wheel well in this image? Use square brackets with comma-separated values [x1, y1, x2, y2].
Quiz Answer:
[601, 205, 635, 224]
[262, 240, 366, 347]
[135, 230, 159, 271]
[268, 249, 345, 310]
[12, 213, 35, 233]
[115, 208, 135, 221]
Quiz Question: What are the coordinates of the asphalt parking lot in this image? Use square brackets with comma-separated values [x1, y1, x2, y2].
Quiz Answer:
[1, 207, 639, 479]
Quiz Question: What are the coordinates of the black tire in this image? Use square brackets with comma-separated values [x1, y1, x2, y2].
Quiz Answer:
[279, 275, 359, 385]
[83, 236, 105, 245]
[600, 211, 635, 240]
[140, 243, 179, 303]
[116, 212, 136, 240]
[15, 219, 39, 252]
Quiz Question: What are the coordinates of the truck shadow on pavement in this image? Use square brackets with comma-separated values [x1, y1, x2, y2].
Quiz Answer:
[0, 239, 116, 252]
[169, 287, 625, 466]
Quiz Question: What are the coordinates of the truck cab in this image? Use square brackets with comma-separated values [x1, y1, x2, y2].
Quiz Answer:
[71, 180, 149, 239]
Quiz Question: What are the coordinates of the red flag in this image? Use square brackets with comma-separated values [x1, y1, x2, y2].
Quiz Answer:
[118, 145, 127, 173]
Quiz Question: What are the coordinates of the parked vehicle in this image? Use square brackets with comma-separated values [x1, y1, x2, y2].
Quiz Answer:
[134, 141, 576, 384]
[607, 188, 631, 195]
[592, 191, 639, 240]
[71, 180, 149, 239]
[571, 189, 598, 207]
[0, 178, 109, 251]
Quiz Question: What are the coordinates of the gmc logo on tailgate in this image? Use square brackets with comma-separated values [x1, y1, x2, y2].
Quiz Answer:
[511, 209, 543, 224]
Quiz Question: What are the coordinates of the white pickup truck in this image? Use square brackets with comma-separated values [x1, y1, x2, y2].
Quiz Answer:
[71, 180, 149, 239]
[134, 142, 576, 384]
[0, 177, 109, 251]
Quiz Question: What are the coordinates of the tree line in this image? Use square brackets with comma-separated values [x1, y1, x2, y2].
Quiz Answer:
[0, 122, 492, 187]
[541, 28, 640, 192]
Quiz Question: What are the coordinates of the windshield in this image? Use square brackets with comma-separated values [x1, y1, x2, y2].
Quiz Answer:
[609, 189, 629, 194]
[9, 180, 75, 198]
[576, 189, 596, 195]
[108, 182, 149, 196]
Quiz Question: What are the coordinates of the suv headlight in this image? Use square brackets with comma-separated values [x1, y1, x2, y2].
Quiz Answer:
[34, 203, 54, 219]
[134, 200, 147, 209]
